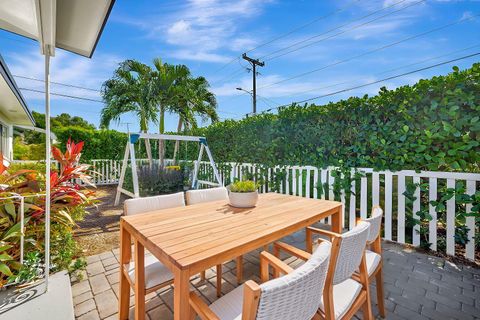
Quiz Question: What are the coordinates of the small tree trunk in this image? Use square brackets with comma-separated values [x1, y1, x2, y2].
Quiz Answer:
[173, 117, 183, 164]
[140, 116, 153, 166]
[158, 106, 165, 168]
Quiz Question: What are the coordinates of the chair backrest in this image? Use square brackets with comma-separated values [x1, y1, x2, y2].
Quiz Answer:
[332, 221, 370, 285]
[124, 192, 185, 216]
[255, 241, 331, 320]
[185, 187, 228, 205]
[364, 206, 383, 243]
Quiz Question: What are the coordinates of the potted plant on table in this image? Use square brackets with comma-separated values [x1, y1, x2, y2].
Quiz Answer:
[228, 180, 261, 208]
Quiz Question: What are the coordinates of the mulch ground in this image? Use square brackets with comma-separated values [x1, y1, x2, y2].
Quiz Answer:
[74, 185, 127, 256]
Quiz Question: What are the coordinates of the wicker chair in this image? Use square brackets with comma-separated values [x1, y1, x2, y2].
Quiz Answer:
[358, 206, 385, 318]
[189, 241, 332, 320]
[120, 192, 185, 312]
[306, 221, 373, 320]
[185, 187, 230, 297]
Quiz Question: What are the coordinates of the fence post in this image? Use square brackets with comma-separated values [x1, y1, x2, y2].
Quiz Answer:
[384, 171, 393, 241]
[465, 180, 476, 260]
[397, 173, 406, 244]
[446, 179, 456, 255]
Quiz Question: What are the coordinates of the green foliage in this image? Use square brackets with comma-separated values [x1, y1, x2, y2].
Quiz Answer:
[405, 179, 480, 253]
[31, 111, 96, 131]
[189, 64, 480, 173]
[8, 252, 42, 284]
[54, 127, 128, 160]
[13, 136, 46, 160]
[124, 164, 186, 197]
[230, 180, 260, 193]
[19, 111, 96, 146]
[0, 140, 94, 286]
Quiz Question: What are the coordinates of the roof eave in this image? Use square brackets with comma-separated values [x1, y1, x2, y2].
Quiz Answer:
[0, 55, 35, 126]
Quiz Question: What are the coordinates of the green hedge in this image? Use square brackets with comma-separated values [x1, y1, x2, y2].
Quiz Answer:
[55, 127, 128, 160]
[54, 64, 479, 171]
[54, 127, 180, 160]
[189, 64, 480, 172]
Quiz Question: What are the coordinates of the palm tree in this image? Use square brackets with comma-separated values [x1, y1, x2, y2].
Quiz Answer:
[151, 59, 190, 165]
[170, 76, 219, 161]
[100, 60, 158, 162]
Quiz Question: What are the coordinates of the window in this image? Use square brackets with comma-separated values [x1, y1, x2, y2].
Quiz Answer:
[0, 122, 8, 158]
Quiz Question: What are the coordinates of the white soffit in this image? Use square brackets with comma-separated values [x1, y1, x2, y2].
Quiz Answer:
[0, 0, 115, 57]
[0, 55, 34, 126]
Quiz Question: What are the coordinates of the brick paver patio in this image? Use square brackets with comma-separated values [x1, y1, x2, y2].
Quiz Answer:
[71, 230, 480, 320]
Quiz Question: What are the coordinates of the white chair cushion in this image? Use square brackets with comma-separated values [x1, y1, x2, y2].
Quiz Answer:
[124, 192, 185, 216]
[209, 285, 244, 320]
[319, 278, 362, 320]
[126, 254, 174, 290]
[185, 187, 228, 205]
[365, 250, 381, 276]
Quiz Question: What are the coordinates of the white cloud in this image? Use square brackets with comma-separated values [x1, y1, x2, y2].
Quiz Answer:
[167, 20, 191, 36]
[117, 0, 273, 63]
[8, 49, 123, 102]
[168, 50, 231, 63]
[230, 37, 258, 51]
[461, 11, 474, 20]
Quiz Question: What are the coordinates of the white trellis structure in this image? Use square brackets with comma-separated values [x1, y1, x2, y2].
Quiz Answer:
[114, 133, 223, 205]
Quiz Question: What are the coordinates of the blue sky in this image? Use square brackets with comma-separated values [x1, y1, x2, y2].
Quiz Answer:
[0, 0, 479, 132]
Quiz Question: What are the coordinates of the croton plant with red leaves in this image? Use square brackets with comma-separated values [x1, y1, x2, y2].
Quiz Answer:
[0, 139, 95, 285]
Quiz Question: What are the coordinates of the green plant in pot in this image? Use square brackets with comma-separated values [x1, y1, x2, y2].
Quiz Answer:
[228, 180, 261, 208]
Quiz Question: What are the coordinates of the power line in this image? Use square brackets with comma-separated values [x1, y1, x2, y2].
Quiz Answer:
[208, 0, 361, 79]
[19, 87, 104, 103]
[14, 74, 101, 92]
[264, 52, 480, 112]
[210, 0, 414, 86]
[259, 13, 478, 90]
[245, 0, 361, 54]
[275, 43, 480, 98]
[262, 0, 424, 61]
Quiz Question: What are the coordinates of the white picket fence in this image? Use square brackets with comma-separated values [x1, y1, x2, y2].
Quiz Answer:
[12, 159, 479, 261]
[198, 162, 480, 262]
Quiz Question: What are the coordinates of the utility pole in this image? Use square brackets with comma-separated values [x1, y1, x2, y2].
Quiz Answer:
[242, 53, 264, 114]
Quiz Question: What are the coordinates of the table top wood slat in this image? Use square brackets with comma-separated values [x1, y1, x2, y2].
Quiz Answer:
[121, 193, 342, 272]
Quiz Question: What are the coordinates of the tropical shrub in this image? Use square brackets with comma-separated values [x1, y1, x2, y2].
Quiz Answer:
[0, 139, 95, 286]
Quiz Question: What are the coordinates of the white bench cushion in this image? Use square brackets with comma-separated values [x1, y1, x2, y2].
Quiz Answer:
[126, 254, 174, 290]
[319, 278, 362, 319]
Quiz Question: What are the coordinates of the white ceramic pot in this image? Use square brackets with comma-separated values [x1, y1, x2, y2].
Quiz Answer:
[229, 191, 259, 208]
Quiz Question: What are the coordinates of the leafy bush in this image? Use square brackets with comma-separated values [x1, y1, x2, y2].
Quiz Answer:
[0, 139, 95, 286]
[13, 136, 46, 160]
[230, 180, 260, 193]
[124, 164, 185, 197]
[188, 64, 480, 173]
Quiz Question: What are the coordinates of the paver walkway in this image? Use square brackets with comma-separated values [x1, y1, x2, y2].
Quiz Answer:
[71, 230, 480, 320]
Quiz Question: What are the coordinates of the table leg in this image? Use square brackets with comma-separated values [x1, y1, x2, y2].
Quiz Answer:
[331, 205, 343, 233]
[119, 221, 131, 320]
[134, 240, 146, 320]
[174, 267, 191, 320]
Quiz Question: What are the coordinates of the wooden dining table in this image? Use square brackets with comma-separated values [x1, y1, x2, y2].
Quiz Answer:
[118, 192, 343, 320]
